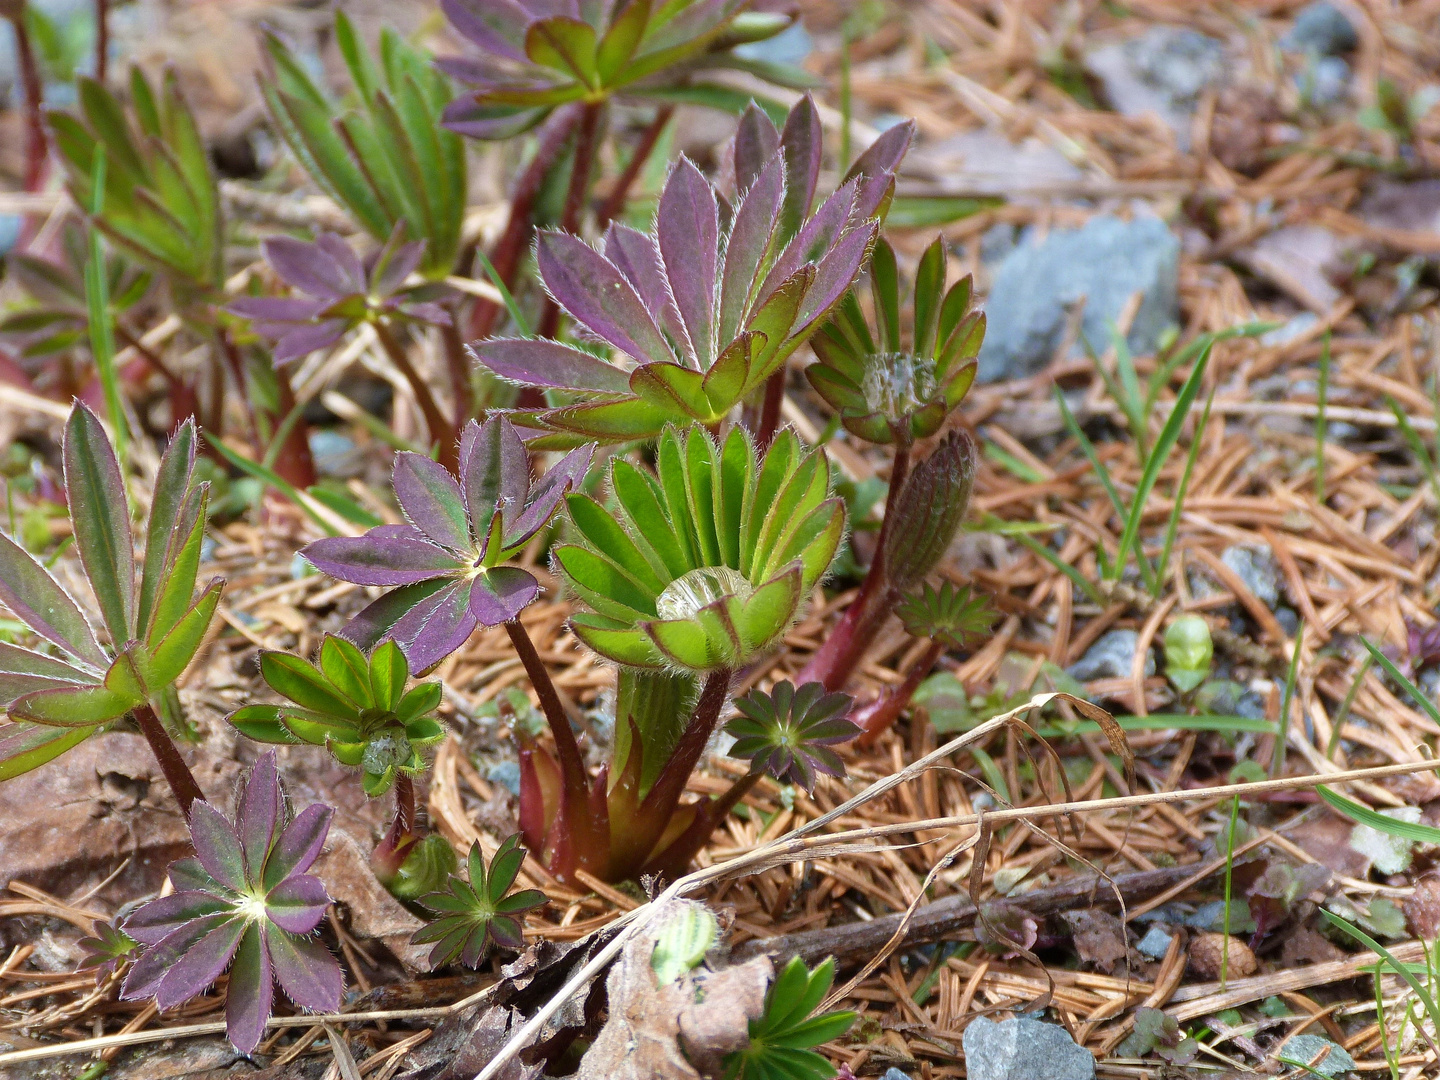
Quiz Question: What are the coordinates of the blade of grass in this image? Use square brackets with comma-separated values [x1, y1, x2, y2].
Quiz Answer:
[1272, 618, 1305, 779]
[473, 247, 531, 338]
[968, 746, 1010, 804]
[983, 440, 1046, 484]
[1154, 388, 1214, 598]
[1359, 636, 1440, 727]
[1387, 395, 1440, 506]
[1012, 530, 1104, 605]
[1317, 785, 1440, 844]
[1321, 911, 1440, 1035]
[1143, 322, 1273, 418]
[206, 434, 343, 537]
[84, 145, 127, 464]
[1109, 342, 1211, 582]
[1315, 332, 1330, 503]
[1221, 793, 1241, 989]
[1326, 653, 1371, 760]
[1110, 325, 1148, 460]
[1035, 714, 1278, 737]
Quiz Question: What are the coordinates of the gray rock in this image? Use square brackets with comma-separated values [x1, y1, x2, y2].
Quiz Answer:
[0, 0, 92, 105]
[878, 1070, 912, 1080]
[1221, 545, 1281, 609]
[1067, 629, 1155, 682]
[487, 759, 522, 797]
[1136, 925, 1174, 960]
[1280, 2, 1359, 56]
[962, 1016, 1095, 1080]
[978, 214, 1179, 382]
[1260, 311, 1320, 346]
[1085, 27, 1226, 147]
[909, 128, 1083, 198]
[0, 214, 21, 258]
[1296, 54, 1352, 108]
[1280, 1033, 1355, 1077]
[734, 21, 812, 65]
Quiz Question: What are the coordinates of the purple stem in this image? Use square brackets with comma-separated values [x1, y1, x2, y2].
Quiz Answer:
[854, 639, 946, 749]
[796, 442, 912, 690]
[95, 0, 108, 83]
[755, 369, 786, 452]
[537, 101, 603, 340]
[594, 105, 673, 230]
[374, 319, 458, 472]
[638, 668, 732, 823]
[7, 8, 47, 192]
[134, 703, 205, 816]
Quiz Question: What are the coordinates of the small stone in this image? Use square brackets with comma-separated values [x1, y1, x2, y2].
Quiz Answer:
[308, 429, 365, 478]
[0, 214, 21, 258]
[1280, 2, 1360, 57]
[1279, 1033, 1355, 1077]
[1188, 932, 1256, 980]
[1296, 55, 1351, 108]
[1260, 311, 1321, 347]
[1275, 606, 1300, 637]
[1136, 925, 1175, 960]
[978, 214, 1179, 382]
[878, 1070, 912, 1080]
[487, 759, 522, 797]
[733, 20, 811, 65]
[1235, 226, 1348, 314]
[962, 1016, 1095, 1080]
[1067, 629, 1155, 682]
[1221, 545, 1281, 609]
[1349, 806, 1422, 875]
[1085, 27, 1226, 148]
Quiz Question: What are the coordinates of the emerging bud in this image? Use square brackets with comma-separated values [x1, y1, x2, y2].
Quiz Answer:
[1164, 614, 1213, 693]
[882, 430, 977, 592]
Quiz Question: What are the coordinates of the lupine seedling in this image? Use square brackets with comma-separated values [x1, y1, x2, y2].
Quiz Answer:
[435, 0, 799, 140]
[227, 635, 447, 895]
[721, 956, 857, 1080]
[725, 681, 857, 792]
[229, 229, 459, 468]
[301, 415, 592, 673]
[0, 406, 217, 813]
[412, 836, 548, 969]
[1164, 614, 1214, 694]
[471, 97, 913, 447]
[497, 423, 845, 883]
[76, 918, 138, 985]
[120, 752, 342, 1054]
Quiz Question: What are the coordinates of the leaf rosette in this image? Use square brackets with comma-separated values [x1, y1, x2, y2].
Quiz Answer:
[301, 416, 592, 672]
[412, 836, 548, 968]
[556, 424, 843, 671]
[470, 97, 912, 446]
[228, 637, 445, 797]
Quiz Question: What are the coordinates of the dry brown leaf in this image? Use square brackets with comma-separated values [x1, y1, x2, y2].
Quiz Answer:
[1188, 932, 1256, 980]
[1060, 908, 1131, 974]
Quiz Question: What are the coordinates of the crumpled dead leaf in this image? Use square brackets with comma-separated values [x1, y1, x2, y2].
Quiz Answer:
[1404, 875, 1440, 939]
[574, 900, 771, 1080]
[1060, 908, 1132, 974]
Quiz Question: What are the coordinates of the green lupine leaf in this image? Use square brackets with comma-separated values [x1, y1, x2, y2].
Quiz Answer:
[554, 545, 657, 620]
[398, 684, 443, 725]
[64, 404, 135, 644]
[144, 485, 206, 646]
[526, 17, 600, 87]
[646, 613, 726, 669]
[566, 493, 667, 593]
[260, 652, 361, 720]
[147, 580, 220, 688]
[137, 419, 196, 635]
[736, 566, 802, 652]
[0, 721, 97, 780]
[651, 904, 717, 985]
[569, 614, 662, 667]
[320, 634, 373, 709]
[227, 706, 300, 744]
[369, 640, 409, 712]
[9, 683, 136, 726]
[629, 362, 711, 419]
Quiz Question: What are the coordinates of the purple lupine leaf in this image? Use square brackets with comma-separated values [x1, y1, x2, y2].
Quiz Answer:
[262, 236, 351, 300]
[393, 453, 471, 553]
[227, 297, 330, 323]
[442, 0, 530, 61]
[274, 321, 350, 363]
[657, 158, 719, 368]
[777, 95, 823, 244]
[535, 232, 673, 365]
[121, 754, 343, 1055]
[0, 530, 106, 669]
[469, 567, 539, 626]
[762, 180, 858, 297]
[239, 755, 285, 881]
[718, 155, 784, 344]
[152, 917, 246, 1010]
[503, 443, 592, 548]
[265, 923, 343, 1011]
[167, 857, 222, 894]
[469, 338, 630, 393]
[264, 875, 331, 934]
[734, 103, 780, 195]
[302, 534, 462, 586]
[796, 224, 878, 330]
[123, 891, 231, 945]
[338, 579, 453, 654]
[315, 234, 368, 296]
[457, 416, 529, 542]
[395, 300, 453, 326]
[603, 224, 677, 333]
[121, 912, 234, 1000]
[371, 232, 427, 298]
[189, 801, 249, 893]
[846, 118, 916, 186]
[389, 579, 479, 672]
[226, 926, 273, 1054]
[263, 803, 334, 888]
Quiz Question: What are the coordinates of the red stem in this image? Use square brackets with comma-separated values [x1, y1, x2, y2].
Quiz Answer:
[374, 319, 458, 471]
[134, 703, 205, 816]
[594, 105, 673, 230]
[796, 442, 912, 690]
[638, 668, 732, 822]
[216, 326, 261, 450]
[8, 10, 47, 192]
[854, 639, 946, 749]
[537, 101, 603, 340]
[95, 0, 108, 83]
[645, 768, 761, 878]
[468, 104, 584, 341]
[439, 319, 475, 423]
[755, 369, 786, 451]
[272, 362, 318, 489]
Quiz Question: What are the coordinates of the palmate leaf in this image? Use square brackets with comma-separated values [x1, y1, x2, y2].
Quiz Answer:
[722, 957, 855, 1080]
[0, 721, 98, 780]
[412, 837, 548, 968]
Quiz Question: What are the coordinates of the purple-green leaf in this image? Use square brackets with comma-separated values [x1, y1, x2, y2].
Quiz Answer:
[64, 404, 136, 644]
[0, 530, 106, 670]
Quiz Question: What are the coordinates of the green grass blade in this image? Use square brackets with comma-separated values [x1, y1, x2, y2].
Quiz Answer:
[1035, 714, 1278, 737]
[1272, 618, 1305, 779]
[1322, 910, 1440, 1035]
[1055, 386, 1126, 524]
[1327, 653, 1370, 760]
[1154, 389, 1213, 598]
[1317, 785, 1440, 845]
[1109, 342, 1211, 582]
[206, 434, 340, 537]
[1012, 530, 1104, 605]
[84, 146, 127, 463]
[1359, 636, 1440, 727]
[473, 248, 532, 337]
[1388, 395, 1440, 506]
